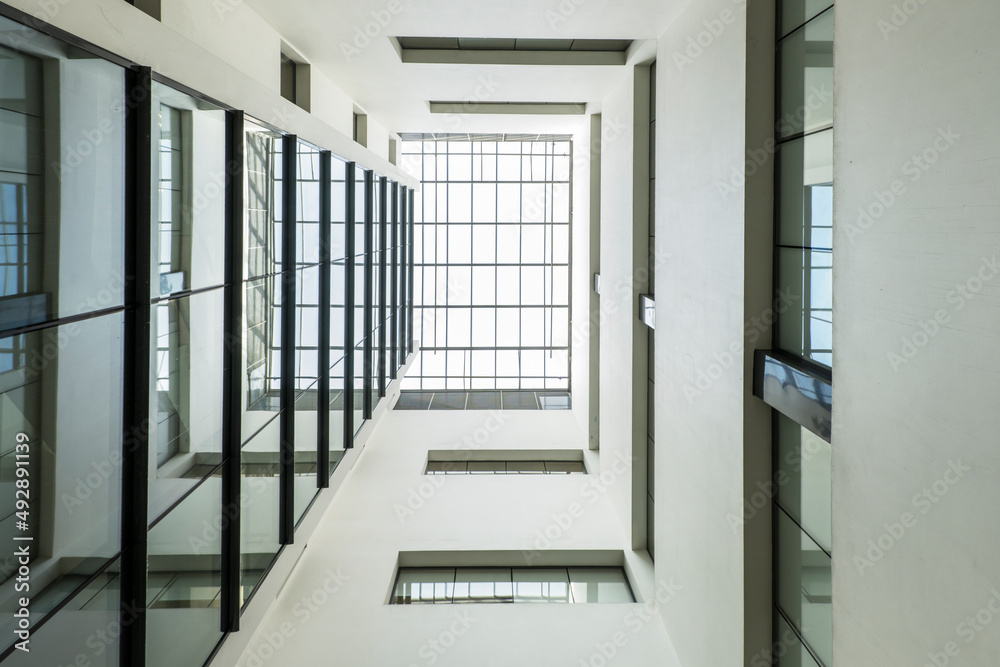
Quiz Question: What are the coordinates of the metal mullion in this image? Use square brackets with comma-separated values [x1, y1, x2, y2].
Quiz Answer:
[121, 65, 153, 667]
[221, 109, 244, 632]
[494, 148, 499, 390]
[363, 170, 374, 419]
[390, 182, 399, 375]
[408, 189, 415, 355]
[318, 151, 332, 486]
[344, 166, 356, 447]
[279, 134, 297, 545]
[378, 176, 389, 397]
[518, 143, 524, 389]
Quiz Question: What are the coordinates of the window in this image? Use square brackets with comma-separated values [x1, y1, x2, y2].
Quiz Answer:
[391, 567, 634, 604]
[399, 138, 572, 391]
[426, 459, 586, 474]
[395, 388, 571, 410]
[772, 2, 834, 665]
[280, 53, 297, 104]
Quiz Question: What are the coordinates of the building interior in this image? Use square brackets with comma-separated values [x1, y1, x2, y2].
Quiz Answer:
[0, 0, 997, 665]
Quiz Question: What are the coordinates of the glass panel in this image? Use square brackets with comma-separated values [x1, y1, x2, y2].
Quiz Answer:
[775, 611, 824, 667]
[399, 140, 571, 391]
[240, 427, 281, 606]
[296, 142, 321, 266]
[151, 83, 226, 296]
[513, 568, 570, 603]
[777, 248, 833, 366]
[776, 414, 832, 552]
[568, 568, 635, 603]
[778, 8, 834, 139]
[242, 276, 281, 442]
[0, 314, 123, 641]
[329, 356, 346, 476]
[776, 509, 832, 666]
[0, 561, 120, 667]
[780, 0, 834, 39]
[147, 479, 223, 667]
[244, 121, 283, 279]
[453, 568, 512, 603]
[148, 290, 225, 522]
[0, 37, 125, 332]
[394, 568, 455, 604]
[777, 131, 833, 249]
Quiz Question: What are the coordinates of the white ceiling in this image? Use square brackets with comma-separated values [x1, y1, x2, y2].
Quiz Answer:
[243, 0, 679, 136]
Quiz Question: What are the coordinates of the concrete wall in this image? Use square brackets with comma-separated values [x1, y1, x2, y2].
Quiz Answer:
[219, 408, 683, 667]
[833, 1, 1000, 664]
[653, 1, 762, 665]
[598, 67, 648, 551]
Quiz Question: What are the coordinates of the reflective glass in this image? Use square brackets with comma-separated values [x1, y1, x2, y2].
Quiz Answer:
[147, 478, 223, 667]
[148, 290, 225, 521]
[0, 314, 123, 641]
[245, 121, 283, 279]
[778, 8, 834, 139]
[0, 38, 125, 331]
[150, 83, 226, 296]
[776, 413, 832, 552]
[776, 509, 832, 666]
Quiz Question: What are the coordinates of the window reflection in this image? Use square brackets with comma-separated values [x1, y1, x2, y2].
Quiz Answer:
[0, 40, 125, 332]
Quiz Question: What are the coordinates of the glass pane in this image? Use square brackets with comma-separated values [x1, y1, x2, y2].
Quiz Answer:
[148, 290, 225, 522]
[151, 83, 226, 296]
[777, 247, 833, 366]
[147, 478, 223, 667]
[240, 426, 281, 606]
[568, 568, 635, 603]
[776, 413, 832, 552]
[778, 8, 834, 139]
[329, 357, 346, 476]
[776, 509, 832, 666]
[775, 610, 823, 667]
[394, 568, 455, 604]
[513, 568, 570, 603]
[454, 568, 513, 602]
[0, 314, 123, 639]
[242, 276, 281, 442]
[0, 39, 125, 332]
[777, 131, 833, 250]
[780, 0, 834, 38]
[0, 561, 120, 667]
[245, 121, 283, 279]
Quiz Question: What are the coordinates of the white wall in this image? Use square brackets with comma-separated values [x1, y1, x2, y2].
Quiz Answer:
[218, 408, 683, 667]
[653, 1, 762, 665]
[2, 0, 417, 188]
[833, 1, 1000, 664]
[598, 67, 647, 550]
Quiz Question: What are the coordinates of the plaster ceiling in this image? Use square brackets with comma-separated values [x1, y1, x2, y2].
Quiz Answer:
[243, 0, 681, 137]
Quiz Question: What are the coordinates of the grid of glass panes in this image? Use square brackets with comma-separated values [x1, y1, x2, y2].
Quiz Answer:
[775, 2, 834, 368]
[330, 159, 348, 472]
[773, 2, 834, 666]
[399, 139, 571, 390]
[293, 142, 322, 525]
[0, 11, 413, 663]
[392, 567, 633, 604]
[353, 166, 367, 430]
